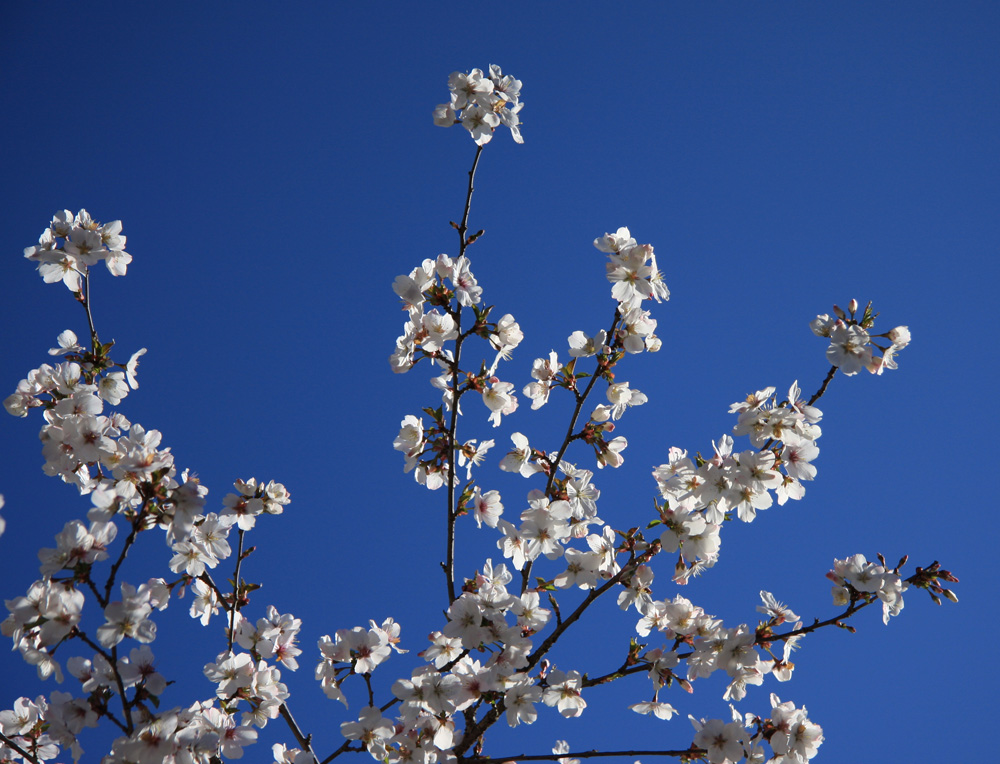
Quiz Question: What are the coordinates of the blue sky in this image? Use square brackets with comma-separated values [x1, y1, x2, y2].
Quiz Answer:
[1, 2, 997, 762]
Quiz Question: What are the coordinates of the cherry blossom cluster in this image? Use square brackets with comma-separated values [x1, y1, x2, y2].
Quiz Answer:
[222, 478, 291, 531]
[328, 559, 591, 763]
[390, 254, 521, 377]
[205, 628, 296, 718]
[0, 689, 264, 763]
[811, 299, 910, 375]
[391, 252, 524, 488]
[3, 333, 148, 491]
[0, 471, 294, 763]
[316, 618, 405, 706]
[234, 606, 304, 674]
[1, 694, 88, 763]
[630, 589, 804, 709]
[4, 211, 305, 761]
[394, 410, 500, 490]
[594, 226, 670, 314]
[827, 554, 911, 625]
[652, 382, 823, 583]
[433, 65, 524, 145]
[689, 694, 823, 764]
[397, 226, 667, 488]
[3, 579, 85, 681]
[494, 486, 616, 576]
[103, 699, 262, 762]
[23, 209, 132, 292]
[316, 544, 842, 764]
[1, 480, 294, 762]
[505, 227, 665, 471]
[74, 606, 302, 761]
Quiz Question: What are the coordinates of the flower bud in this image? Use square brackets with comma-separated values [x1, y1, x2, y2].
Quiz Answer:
[848, 299, 858, 314]
[832, 304, 846, 320]
[888, 326, 911, 347]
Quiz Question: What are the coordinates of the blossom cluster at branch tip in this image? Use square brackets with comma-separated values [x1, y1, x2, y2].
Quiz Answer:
[653, 381, 823, 582]
[434, 65, 524, 145]
[827, 553, 907, 624]
[24, 209, 132, 291]
[594, 226, 670, 313]
[811, 298, 910, 375]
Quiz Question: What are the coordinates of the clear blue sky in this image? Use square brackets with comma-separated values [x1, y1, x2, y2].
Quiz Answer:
[2, 2, 997, 762]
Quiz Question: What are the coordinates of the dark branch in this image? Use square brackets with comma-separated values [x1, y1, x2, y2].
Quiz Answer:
[462, 747, 705, 763]
[808, 365, 837, 406]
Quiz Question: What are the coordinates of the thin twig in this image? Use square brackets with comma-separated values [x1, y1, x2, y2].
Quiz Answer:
[84, 575, 106, 610]
[0, 732, 39, 763]
[458, 145, 485, 242]
[319, 739, 364, 764]
[73, 627, 114, 664]
[228, 529, 246, 651]
[71, 630, 132, 732]
[364, 673, 375, 707]
[198, 572, 231, 614]
[109, 644, 133, 733]
[81, 270, 100, 350]
[525, 561, 633, 673]
[582, 662, 648, 687]
[103, 500, 148, 603]
[462, 748, 704, 763]
[444, 144, 485, 605]
[279, 703, 320, 764]
[808, 365, 837, 406]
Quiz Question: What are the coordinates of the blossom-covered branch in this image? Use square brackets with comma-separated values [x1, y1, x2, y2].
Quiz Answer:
[1, 65, 953, 764]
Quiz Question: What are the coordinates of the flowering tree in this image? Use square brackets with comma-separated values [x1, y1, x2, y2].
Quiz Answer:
[1, 66, 958, 764]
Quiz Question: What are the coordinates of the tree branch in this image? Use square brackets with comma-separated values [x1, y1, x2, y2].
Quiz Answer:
[320, 739, 365, 764]
[228, 528, 246, 651]
[808, 365, 836, 406]
[444, 144, 485, 605]
[279, 703, 320, 764]
[462, 748, 705, 763]
[521, 310, 623, 593]
[0, 731, 40, 763]
[103, 500, 149, 604]
[79, 270, 100, 351]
